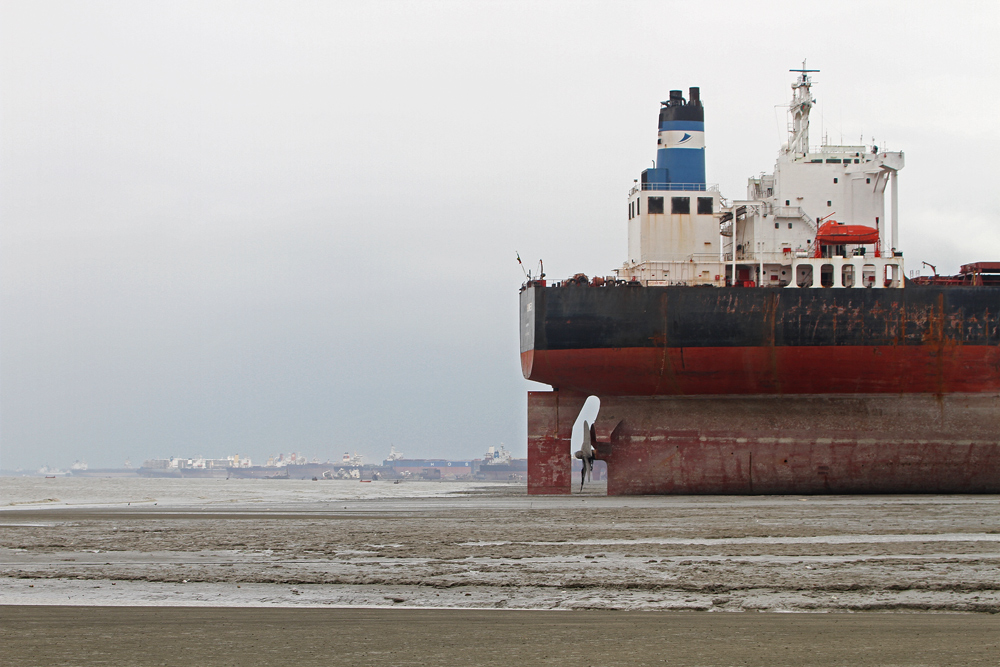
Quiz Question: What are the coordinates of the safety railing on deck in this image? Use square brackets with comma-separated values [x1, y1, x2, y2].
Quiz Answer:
[723, 251, 810, 263]
[640, 182, 719, 191]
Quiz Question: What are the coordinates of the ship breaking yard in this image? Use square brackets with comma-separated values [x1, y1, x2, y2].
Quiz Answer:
[6, 14, 1000, 662]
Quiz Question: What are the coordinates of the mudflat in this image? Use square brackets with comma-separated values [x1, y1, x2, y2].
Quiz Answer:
[3, 605, 999, 667]
[3, 479, 1000, 612]
[3, 479, 1000, 665]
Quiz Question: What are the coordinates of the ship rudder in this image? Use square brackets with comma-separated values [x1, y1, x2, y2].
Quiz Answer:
[527, 390, 589, 495]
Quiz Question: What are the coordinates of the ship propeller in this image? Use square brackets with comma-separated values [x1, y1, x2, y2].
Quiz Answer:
[575, 420, 596, 491]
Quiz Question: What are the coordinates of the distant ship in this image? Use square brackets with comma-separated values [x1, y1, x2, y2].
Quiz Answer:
[520, 67, 1000, 495]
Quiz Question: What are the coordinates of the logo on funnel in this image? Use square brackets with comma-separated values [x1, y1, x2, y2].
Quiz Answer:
[662, 129, 704, 149]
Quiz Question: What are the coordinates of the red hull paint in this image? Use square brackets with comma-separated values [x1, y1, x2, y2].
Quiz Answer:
[603, 436, 1000, 495]
[527, 391, 588, 494]
[523, 345, 1000, 396]
[527, 392, 1000, 495]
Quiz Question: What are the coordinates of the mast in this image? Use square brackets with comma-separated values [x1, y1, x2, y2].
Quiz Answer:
[786, 61, 819, 156]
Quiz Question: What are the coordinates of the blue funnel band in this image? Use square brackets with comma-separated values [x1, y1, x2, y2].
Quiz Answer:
[658, 120, 704, 132]
[656, 147, 705, 185]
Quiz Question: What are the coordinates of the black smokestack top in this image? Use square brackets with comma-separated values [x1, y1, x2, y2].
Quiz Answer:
[659, 86, 704, 123]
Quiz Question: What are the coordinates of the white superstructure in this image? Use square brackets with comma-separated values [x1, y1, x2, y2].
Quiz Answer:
[618, 86, 724, 286]
[622, 183, 724, 286]
[621, 67, 905, 289]
[483, 445, 512, 465]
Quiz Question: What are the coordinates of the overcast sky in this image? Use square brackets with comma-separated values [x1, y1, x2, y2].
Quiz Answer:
[2, 1, 998, 470]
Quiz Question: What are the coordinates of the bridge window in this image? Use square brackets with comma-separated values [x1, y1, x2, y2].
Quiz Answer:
[648, 196, 664, 214]
[671, 197, 689, 214]
[697, 197, 713, 214]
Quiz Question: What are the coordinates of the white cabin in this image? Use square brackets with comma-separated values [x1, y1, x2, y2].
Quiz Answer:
[620, 67, 905, 289]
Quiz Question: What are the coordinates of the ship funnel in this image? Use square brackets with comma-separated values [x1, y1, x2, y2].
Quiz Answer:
[574, 420, 595, 491]
[649, 85, 706, 189]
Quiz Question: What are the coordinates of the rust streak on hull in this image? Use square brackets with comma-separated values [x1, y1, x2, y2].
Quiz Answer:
[593, 394, 1000, 495]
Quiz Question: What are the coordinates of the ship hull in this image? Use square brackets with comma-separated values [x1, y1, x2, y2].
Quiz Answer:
[521, 284, 1000, 395]
[521, 284, 1000, 494]
[528, 390, 1000, 495]
[523, 344, 1000, 395]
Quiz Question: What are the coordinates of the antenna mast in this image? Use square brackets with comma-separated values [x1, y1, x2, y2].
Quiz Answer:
[787, 60, 819, 156]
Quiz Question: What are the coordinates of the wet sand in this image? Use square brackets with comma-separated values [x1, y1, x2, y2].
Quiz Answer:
[3, 605, 999, 666]
[3, 479, 1000, 612]
[2, 479, 1000, 664]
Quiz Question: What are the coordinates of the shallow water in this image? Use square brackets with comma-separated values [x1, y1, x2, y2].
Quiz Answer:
[0, 476, 514, 509]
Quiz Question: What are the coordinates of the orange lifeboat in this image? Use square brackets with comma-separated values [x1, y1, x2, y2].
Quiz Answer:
[813, 220, 880, 257]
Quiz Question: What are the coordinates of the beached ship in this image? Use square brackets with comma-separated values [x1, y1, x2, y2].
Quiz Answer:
[520, 68, 1000, 495]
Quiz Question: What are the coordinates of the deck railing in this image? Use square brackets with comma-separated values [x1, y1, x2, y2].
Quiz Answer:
[630, 183, 721, 195]
[638, 182, 719, 192]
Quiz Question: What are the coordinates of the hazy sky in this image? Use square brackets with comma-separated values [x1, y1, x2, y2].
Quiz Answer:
[2, 1, 998, 470]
